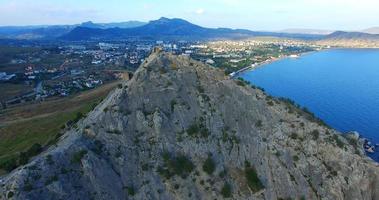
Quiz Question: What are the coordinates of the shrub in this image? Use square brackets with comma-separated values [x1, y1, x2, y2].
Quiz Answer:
[107, 129, 122, 135]
[27, 143, 42, 157]
[0, 157, 18, 172]
[158, 152, 194, 179]
[236, 77, 250, 87]
[170, 100, 177, 112]
[221, 183, 232, 198]
[333, 135, 345, 148]
[18, 152, 29, 165]
[200, 127, 210, 138]
[142, 163, 149, 171]
[73, 112, 84, 123]
[255, 120, 263, 128]
[169, 155, 194, 177]
[103, 107, 109, 112]
[46, 155, 54, 165]
[23, 182, 33, 191]
[7, 191, 14, 198]
[289, 133, 298, 140]
[71, 150, 87, 164]
[236, 80, 246, 87]
[126, 186, 135, 196]
[186, 121, 210, 138]
[45, 175, 58, 186]
[331, 171, 338, 176]
[219, 170, 227, 178]
[244, 164, 264, 193]
[197, 85, 205, 93]
[311, 130, 319, 140]
[202, 156, 216, 175]
[187, 123, 200, 136]
[20, 143, 43, 165]
[92, 140, 104, 155]
[293, 155, 300, 162]
[60, 168, 69, 174]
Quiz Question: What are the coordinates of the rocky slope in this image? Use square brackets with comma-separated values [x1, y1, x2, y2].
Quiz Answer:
[0, 49, 378, 200]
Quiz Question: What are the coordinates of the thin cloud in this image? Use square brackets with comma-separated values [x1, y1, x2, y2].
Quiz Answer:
[195, 8, 205, 15]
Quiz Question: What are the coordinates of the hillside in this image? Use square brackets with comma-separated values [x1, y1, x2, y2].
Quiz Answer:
[0, 49, 378, 200]
[318, 31, 379, 47]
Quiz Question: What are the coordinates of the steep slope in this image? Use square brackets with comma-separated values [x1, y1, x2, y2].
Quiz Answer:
[1, 50, 378, 200]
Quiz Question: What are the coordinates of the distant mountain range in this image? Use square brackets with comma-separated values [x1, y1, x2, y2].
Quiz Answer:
[79, 21, 147, 29]
[279, 29, 335, 35]
[0, 21, 146, 39]
[279, 27, 379, 35]
[0, 17, 378, 43]
[324, 31, 379, 40]
[362, 27, 379, 34]
[316, 31, 379, 48]
[60, 17, 322, 41]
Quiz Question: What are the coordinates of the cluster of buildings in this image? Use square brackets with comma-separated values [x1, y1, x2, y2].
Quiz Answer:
[188, 39, 325, 75]
[1, 38, 319, 107]
[0, 72, 16, 81]
[43, 76, 104, 97]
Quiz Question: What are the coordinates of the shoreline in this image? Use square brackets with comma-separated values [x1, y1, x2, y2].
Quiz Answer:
[230, 46, 379, 78]
[229, 50, 321, 77]
[232, 49, 379, 161]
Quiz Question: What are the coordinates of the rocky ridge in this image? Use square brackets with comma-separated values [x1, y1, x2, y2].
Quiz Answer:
[0, 49, 378, 200]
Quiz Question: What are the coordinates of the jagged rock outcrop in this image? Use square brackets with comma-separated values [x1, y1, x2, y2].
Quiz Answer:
[0, 51, 378, 200]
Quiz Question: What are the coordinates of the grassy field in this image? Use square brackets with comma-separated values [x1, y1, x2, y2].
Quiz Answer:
[0, 81, 120, 174]
[0, 83, 34, 102]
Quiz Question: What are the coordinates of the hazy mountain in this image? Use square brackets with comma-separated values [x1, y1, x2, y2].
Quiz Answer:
[61, 17, 322, 41]
[324, 31, 379, 40]
[0, 25, 76, 39]
[4, 18, 376, 41]
[80, 21, 146, 29]
[0, 21, 146, 39]
[318, 31, 379, 48]
[361, 27, 379, 34]
[280, 28, 335, 35]
[1, 49, 378, 199]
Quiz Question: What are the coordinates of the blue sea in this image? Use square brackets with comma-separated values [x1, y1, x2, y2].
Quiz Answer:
[239, 49, 379, 161]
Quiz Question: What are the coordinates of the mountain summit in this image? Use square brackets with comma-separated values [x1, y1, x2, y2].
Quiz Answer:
[1, 50, 378, 199]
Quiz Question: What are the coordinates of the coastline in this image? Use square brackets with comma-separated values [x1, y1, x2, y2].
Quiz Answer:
[230, 46, 379, 78]
[234, 48, 379, 161]
[229, 50, 321, 78]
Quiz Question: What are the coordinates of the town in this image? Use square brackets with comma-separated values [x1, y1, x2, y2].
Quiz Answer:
[0, 38, 325, 109]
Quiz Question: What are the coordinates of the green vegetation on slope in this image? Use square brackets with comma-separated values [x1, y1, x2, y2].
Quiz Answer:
[0, 82, 119, 174]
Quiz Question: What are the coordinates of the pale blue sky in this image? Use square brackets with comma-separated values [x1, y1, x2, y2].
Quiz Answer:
[0, 0, 378, 30]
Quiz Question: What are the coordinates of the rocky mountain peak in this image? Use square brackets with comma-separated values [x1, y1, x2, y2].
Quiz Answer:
[0, 51, 378, 200]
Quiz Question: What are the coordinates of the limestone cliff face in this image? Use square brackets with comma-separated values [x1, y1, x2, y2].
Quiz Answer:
[1, 51, 378, 200]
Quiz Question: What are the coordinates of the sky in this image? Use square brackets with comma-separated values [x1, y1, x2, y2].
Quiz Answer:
[0, 0, 378, 31]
